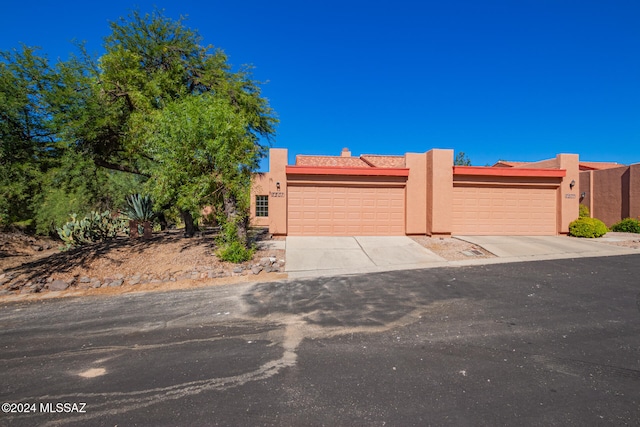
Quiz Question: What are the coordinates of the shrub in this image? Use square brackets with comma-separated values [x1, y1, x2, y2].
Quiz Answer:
[610, 218, 640, 233]
[217, 241, 255, 263]
[123, 194, 155, 222]
[569, 217, 608, 238]
[578, 204, 590, 218]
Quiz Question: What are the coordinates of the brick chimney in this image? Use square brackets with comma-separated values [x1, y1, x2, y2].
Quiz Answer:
[341, 147, 351, 157]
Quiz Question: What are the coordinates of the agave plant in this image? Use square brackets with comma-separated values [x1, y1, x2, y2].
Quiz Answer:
[123, 194, 155, 222]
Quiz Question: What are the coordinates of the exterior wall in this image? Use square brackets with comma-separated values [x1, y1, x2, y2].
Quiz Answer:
[251, 148, 578, 237]
[426, 149, 453, 236]
[249, 173, 270, 227]
[405, 153, 427, 234]
[268, 148, 288, 235]
[582, 164, 640, 226]
[520, 154, 579, 234]
[579, 170, 593, 214]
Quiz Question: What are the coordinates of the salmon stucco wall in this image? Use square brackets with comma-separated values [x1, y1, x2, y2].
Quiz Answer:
[405, 153, 427, 234]
[583, 164, 640, 226]
[249, 173, 270, 227]
[579, 170, 593, 215]
[426, 149, 453, 236]
[524, 154, 579, 234]
[268, 148, 288, 235]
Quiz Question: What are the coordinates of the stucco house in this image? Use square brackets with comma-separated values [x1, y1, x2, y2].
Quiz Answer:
[250, 148, 580, 236]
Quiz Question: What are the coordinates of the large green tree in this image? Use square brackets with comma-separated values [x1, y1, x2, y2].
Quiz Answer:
[0, 46, 59, 225]
[62, 10, 277, 240]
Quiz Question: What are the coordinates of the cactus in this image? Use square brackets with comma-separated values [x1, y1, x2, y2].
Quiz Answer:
[56, 210, 127, 249]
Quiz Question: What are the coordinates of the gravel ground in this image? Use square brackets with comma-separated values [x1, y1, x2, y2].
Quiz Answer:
[411, 236, 496, 260]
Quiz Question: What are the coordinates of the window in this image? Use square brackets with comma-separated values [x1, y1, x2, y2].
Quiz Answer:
[255, 195, 268, 217]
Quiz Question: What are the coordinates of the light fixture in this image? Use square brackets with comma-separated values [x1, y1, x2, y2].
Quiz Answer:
[570, 180, 576, 189]
[580, 192, 586, 199]
[276, 181, 281, 191]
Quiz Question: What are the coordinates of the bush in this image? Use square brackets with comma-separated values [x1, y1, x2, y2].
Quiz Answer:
[569, 217, 608, 238]
[610, 218, 640, 233]
[217, 241, 255, 263]
[578, 204, 590, 218]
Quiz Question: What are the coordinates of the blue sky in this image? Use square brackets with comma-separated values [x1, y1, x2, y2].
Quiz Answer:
[2, 0, 639, 169]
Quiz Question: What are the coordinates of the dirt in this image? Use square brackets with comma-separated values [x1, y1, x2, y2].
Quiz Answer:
[411, 236, 495, 260]
[0, 228, 286, 300]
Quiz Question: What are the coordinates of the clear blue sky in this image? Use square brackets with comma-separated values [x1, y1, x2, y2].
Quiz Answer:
[2, 0, 639, 169]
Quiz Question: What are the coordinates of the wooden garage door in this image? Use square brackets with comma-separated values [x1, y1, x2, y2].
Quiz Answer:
[452, 186, 557, 235]
[287, 185, 405, 235]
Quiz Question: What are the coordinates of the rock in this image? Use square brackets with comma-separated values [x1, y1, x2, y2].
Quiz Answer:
[0, 278, 8, 286]
[108, 279, 123, 287]
[79, 277, 91, 283]
[31, 245, 43, 252]
[48, 280, 69, 291]
[114, 273, 125, 280]
[259, 257, 271, 267]
[271, 266, 280, 272]
[207, 270, 217, 279]
[128, 275, 141, 285]
[251, 266, 263, 275]
[269, 257, 277, 264]
[91, 280, 102, 288]
[0, 289, 11, 295]
[263, 266, 272, 273]
[233, 266, 244, 273]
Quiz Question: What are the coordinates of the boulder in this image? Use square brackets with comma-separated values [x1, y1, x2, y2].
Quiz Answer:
[49, 280, 69, 291]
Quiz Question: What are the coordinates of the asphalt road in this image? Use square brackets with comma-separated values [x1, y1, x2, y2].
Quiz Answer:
[1, 254, 640, 426]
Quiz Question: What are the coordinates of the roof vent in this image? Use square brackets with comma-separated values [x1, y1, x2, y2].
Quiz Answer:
[341, 147, 351, 157]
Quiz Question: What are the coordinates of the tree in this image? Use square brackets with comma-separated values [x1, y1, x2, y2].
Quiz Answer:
[0, 46, 58, 226]
[454, 151, 472, 166]
[60, 10, 277, 240]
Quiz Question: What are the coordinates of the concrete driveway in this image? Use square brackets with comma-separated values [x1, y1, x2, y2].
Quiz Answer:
[285, 236, 446, 277]
[455, 235, 636, 259]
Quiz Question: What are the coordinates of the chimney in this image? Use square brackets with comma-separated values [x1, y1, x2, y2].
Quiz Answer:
[341, 147, 351, 157]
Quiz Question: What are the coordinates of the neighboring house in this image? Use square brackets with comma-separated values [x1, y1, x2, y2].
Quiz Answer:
[251, 148, 580, 236]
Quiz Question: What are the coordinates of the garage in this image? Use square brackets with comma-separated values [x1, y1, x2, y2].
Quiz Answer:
[287, 185, 405, 236]
[452, 185, 557, 235]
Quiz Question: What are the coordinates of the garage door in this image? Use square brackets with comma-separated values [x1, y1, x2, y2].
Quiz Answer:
[452, 186, 557, 235]
[287, 185, 405, 235]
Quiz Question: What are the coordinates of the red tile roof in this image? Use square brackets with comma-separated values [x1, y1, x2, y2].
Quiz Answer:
[495, 160, 624, 171]
[579, 162, 623, 171]
[492, 161, 532, 168]
[361, 155, 406, 168]
[295, 155, 370, 167]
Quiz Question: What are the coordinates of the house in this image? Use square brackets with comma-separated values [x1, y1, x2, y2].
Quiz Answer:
[250, 148, 580, 236]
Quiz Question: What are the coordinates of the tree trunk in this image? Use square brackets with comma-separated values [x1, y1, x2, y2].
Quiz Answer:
[157, 212, 168, 231]
[129, 220, 139, 239]
[222, 189, 248, 246]
[181, 210, 196, 237]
